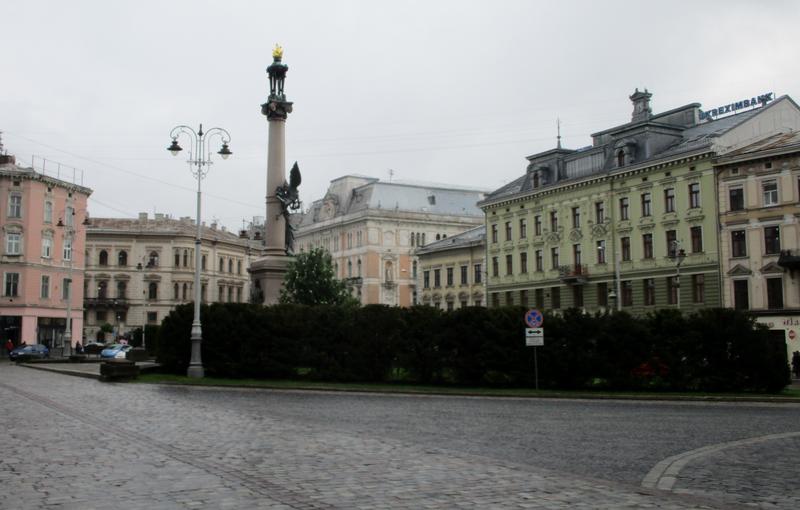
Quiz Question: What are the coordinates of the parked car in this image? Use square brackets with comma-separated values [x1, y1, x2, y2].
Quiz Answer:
[100, 344, 133, 359]
[83, 342, 107, 356]
[9, 344, 50, 361]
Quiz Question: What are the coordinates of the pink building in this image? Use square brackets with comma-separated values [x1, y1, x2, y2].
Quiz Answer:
[1, 154, 92, 353]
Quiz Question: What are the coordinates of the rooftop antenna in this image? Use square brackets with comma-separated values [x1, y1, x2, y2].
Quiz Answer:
[388, 168, 394, 182]
[556, 118, 562, 149]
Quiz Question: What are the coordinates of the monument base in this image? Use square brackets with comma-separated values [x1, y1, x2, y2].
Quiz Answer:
[249, 253, 292, 305]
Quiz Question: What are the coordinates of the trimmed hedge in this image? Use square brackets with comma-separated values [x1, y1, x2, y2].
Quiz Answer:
[156, 304, 790, 392]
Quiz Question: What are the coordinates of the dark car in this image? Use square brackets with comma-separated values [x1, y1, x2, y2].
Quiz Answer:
[9, 344, 50, 361]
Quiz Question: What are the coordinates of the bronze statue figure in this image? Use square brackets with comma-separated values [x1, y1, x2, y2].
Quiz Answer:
[276, 161, 302, 252]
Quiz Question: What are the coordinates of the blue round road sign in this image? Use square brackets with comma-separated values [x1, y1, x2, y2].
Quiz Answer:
[525, 309, 543, 328]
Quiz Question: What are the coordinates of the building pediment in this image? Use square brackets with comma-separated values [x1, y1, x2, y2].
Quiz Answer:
[760, 261, 784, 274]
[727, 264, 752, 276]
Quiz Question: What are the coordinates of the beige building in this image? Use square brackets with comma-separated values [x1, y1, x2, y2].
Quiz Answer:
[84, 213, 261, 340]
[295, 175, 486, 306]
[716, 131, 800, 356]
[415, 226, 486, 309]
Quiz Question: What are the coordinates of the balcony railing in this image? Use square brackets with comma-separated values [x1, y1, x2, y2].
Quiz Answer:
[778, 249, 800, 271]
[84, 297, 129, 309]
[558, 264, 589, 284]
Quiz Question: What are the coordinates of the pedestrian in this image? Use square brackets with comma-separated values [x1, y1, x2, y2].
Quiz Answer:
[4, 339, 13, 359]
[792, 351, 800, 379]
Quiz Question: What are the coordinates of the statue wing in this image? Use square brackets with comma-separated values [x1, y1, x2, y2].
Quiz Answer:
[290, 161, 302, 189]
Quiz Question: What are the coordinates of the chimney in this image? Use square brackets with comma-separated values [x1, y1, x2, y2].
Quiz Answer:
[630, 88, 653, 122]
[211, 221, 218, 230]
[154, 213, 165, 221]
[138, 212, 148, 221]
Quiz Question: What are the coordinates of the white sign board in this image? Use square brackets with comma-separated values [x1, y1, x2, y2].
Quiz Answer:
[526, 328, 543, 337]
[525, 337, 544, 347]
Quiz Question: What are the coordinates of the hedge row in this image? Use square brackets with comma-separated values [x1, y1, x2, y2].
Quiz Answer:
[156, 304, 790, 392]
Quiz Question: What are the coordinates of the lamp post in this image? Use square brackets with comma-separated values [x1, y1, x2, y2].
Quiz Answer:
[670, 240, 687, 309]
[167, 124, 232, 378]
[56, 211, 90, 357]
[136, 258, 155, 350]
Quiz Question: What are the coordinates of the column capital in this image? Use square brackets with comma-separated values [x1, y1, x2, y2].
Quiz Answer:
[261, 100, 293, 121]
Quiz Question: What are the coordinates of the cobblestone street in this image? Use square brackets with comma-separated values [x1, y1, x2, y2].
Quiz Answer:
[1, 364, 799, 509]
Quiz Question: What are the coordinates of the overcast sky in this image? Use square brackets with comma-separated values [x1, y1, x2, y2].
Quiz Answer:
[3, 0, 798, 231]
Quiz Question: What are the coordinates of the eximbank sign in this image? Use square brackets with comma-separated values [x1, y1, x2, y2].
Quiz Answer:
[700, 92, 774, 120]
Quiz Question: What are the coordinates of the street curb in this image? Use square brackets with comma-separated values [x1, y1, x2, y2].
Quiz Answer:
[19, 363, 102, 380]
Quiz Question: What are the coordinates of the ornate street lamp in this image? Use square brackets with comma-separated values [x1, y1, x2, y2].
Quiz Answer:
[670, 240, 687, 309]
[56, 211, 90, 357]
[166, 124, 232, 378]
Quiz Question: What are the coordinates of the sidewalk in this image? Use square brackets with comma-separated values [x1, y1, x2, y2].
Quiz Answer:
[15, 359, 159, 380]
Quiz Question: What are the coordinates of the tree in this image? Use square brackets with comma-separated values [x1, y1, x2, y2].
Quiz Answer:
[279, 248, 359, 306]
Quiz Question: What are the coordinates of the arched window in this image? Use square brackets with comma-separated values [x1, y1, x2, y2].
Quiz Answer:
[174, 252, 181, 267]
[228, 259, 233, 273]
[118, 250, 128, 267]
[347, 260, 353, 277]
[148, 251, 159, 267]
[98, 250, 108, 266]
[617, 150, 625, 167]
[219, 257, 224, 272]
[97, 281, 108, 299]
[237, 260, 242, 274]
[436, 234, 441, 241]
[421, 233, 426, 245]
[416, 233, 421, 246]
[173, 283, 179, 300]
[182, 283, 188, 301]
[183, 250, 188, 267]
[410, 232, 415, 247]
[533, 173, 540, 188]
[117, 281, 126, 299]
[148, 282, 158, 300]
[201, 255, 207, 270]
[357, 258, 362, 277]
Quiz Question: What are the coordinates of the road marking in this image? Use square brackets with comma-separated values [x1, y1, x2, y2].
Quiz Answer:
[642, 431, 800, 490]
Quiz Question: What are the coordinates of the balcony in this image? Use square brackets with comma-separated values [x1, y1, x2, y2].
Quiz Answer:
[558, 264, 589, 284]
[84, 297, 130, 309]
[778, 249, 800, 271]
[343, 276, 363, 286]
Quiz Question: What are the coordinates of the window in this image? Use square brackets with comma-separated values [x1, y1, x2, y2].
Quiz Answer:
[764, 226, 780, 254]
[664, 188, 675, 213]
[667, 276, 678, 305]
[617, 150, 625, 167]
[642, 234, 653, 259]
[218, 285, 224, 302]
[65, 206, 74, 227]
[762, 180, 778, 206]
[8, 195, 22, 218]
[96, 310, 107, 323]
[551, 287, 561, 309]
[147, 312, 158, 324]
[731, 230, 747, 257]
[573, 244, 582, 265]
[691, 227, 703, 253]
[666, 230, 677, 257]
[621, 237, 631, 261]
[148, 282, 158, 300]
[692, 274, 704, 303]
[520, 290, 529, 308]
[97, 281, 108, 299]
[118, 251, 128, 266]
[99, 250, 109, 266]
[688, 183, 700, 208]
[423, 270, 430, 289]
[571, 207, 581, 228]
[535, 288, 544, 308]
[42, 237, 52, 258]
[550, 211, 558, 231]
[6, 232, 21, 255]
[535, 250, 543, 272]
[182, 283, 188, 300]
[446, 267, 454, 286]
[644, 279, 655, 306]
[434, 269, 441, 287]
[596, 240, 606, 264]
[597, 282, 608, 307]
[729, 187, 744, 211]
[641, 193, 652, 216]
[460, 265, 468, 285]
[410, 232, 415, 247]
[520, 252, 528, 274]
[534, 215, 542, 236]
[573, 286, 584, 308]
[619, 197, 629, 220]
[63, 238, 73, 261]
[201, 284, 207, 302]
[174, 252, 181, 267]
[356, 231, 363, 247]
[148, 251, 159, 267]
[41, 275, 50, 299]
[505, 222, 512, 241]
[347, 260, 352, 277]
[505, 254, 513, 275]
[62, 278, 70, 300]
[201, 255, 207, 270]
[219, 257, 224, 272]
[519, 218, 527, 239]
[491, 224, 498, 243]
[446, 301, 454, 311]
[474, 264, 482, 283]
[44, 201, 53, 223]
[237, 288, 242, 303]
[505, 291, 513, 306]
[595, 202, 605, 223]
[621, 281, 633, 306]
[183, 250, 189, 267]
[174, 283, 180, 300]
[117, 281, 126, 299]
[492, 257, 499, 277]
[228, 259, 233, 273]
[733, 280, 749, 310]
[767, 278, 784, 309]
[551, 247, 559, 269]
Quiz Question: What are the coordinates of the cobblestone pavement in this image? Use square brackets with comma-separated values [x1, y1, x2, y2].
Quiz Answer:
[1, 364, 799, 509]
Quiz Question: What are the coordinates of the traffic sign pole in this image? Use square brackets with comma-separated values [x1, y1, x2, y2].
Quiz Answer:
[534, 346, 539, 390]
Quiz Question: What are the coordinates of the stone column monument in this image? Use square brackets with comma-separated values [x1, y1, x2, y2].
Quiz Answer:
[249, 44, 299, 304]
